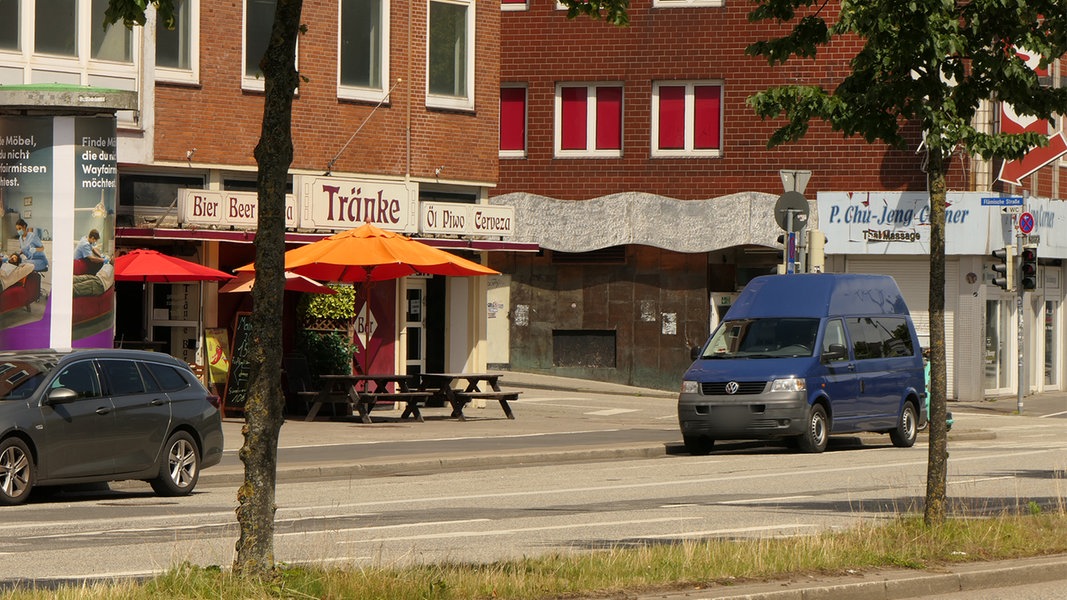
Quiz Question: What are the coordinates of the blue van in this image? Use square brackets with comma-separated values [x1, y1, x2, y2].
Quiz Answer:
[678, 273, 926, 454]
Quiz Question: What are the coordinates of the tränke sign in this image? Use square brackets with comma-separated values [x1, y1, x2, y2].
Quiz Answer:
[178, 175, 515, 238]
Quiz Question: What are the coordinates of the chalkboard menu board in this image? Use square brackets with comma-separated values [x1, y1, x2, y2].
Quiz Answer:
[224, 312, 253, 415]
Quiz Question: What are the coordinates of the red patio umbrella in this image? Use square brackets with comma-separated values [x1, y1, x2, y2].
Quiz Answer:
[113, 249, 235, 358]
[113, 249, 236, 283]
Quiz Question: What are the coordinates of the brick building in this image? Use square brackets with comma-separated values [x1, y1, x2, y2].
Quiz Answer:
[491, 0, 1067, 398]
[0, 0, 523, 406]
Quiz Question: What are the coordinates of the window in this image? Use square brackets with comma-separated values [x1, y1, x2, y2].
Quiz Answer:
[52, 361, 101, 399]
[554, 83, 623, 157]
[499, 86, 527, 157]
[244, 0, 298, 90]
[100, 360, 147, 396]
[339, 0, 390, 101]
[156, 0, 199, 82]
[427, 0, 475, 111]
[145, 362, 190, 392]
[652, 81, 722, 157]
[0, 0, 20, 51]
[36, 0, 77, 56]
[91, 0, 132, 62]
[821, 319, 849, 362]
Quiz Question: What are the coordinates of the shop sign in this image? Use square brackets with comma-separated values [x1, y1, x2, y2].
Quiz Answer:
[178, 189, 299, 229]
[420, 202, 514, 237]
[299, 175, 417, 231]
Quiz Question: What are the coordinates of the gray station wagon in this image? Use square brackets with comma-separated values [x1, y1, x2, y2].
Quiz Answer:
[0, 348, 224, 505]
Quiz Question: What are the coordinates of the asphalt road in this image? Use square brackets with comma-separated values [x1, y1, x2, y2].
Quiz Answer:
[1, 376, 1066, 597]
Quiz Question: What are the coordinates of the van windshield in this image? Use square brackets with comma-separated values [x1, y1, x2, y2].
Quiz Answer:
[700, 318, 819, 359]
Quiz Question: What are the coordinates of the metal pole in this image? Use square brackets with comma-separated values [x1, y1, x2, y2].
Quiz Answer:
[1016, 233, 1024, 414]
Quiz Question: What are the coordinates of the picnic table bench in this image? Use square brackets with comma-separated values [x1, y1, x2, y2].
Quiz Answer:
[418, 372, 519, 420]
[307, 374, 432, 423]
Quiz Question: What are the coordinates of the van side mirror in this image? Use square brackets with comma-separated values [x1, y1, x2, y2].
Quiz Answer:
[690, 346, 702, 360]
[822, 344, 848, 363]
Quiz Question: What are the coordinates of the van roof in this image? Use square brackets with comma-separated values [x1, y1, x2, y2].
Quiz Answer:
[726, 274, 911, 319]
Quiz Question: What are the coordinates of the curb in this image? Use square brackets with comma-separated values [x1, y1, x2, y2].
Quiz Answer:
[637, 555, 1067, 599]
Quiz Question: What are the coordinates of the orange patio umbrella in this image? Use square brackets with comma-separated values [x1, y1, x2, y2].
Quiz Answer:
[237, 221, 498, 283]
[236, 222, 498, 372]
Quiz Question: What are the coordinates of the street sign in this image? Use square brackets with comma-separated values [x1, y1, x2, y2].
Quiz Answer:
[1001, 206, 1023, 214]
[779, 170, 812, 194]
[1018, 211, 1035, 234]
[981, 196, 1025, 206]
[774, 191, 809, 231]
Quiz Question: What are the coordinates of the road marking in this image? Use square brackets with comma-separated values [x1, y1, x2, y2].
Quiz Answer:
[277, 518, 491, 537]
[718, 495, 815, 505]
[1040, 410, 1067, 418]
[641, 524, 817, 539]
[586, 408, 639, 416]
[339, 517, 702, 544]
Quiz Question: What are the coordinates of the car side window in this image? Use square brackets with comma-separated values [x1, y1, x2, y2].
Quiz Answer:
[144, 362, 190, 392]
[51, 361, 102, 399]
[821, 319, 849, 362]
[136, 362, 163, 393]
[100, 360, 147, 396]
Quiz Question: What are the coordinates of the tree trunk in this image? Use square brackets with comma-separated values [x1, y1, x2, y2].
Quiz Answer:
[924, 150, 949, 526]
[233, 0, 304, 577]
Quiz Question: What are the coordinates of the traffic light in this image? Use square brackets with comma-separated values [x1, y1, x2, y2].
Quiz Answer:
[991, 246, 1013, 291]
[1020, 246, 1038, 290]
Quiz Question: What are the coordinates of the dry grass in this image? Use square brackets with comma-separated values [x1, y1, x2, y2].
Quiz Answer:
[7, 511, 1067, 599]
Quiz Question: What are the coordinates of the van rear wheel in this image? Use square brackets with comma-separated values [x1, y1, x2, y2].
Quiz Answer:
[796, 404, 828, 453]
[683, 434, 715, 456]
[890, 402, 918, 448]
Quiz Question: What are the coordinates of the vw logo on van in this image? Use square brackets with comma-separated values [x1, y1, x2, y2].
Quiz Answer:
[724, 381, 740, 395]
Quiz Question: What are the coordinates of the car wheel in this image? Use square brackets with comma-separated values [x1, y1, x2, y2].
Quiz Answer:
[0, 437, 35, 506]
[150, 431, 200, 497]
[683, 434, 715, 456]
[890, 401, 918, 448]
[796, 404, 828, 453]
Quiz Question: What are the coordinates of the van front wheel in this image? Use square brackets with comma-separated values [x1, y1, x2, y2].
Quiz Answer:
[683, 434, 715, 456]
[890, 402, 918, 448]
[797, 404, 828, 453]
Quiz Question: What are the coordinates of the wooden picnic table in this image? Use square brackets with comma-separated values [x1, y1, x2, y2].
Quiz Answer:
[306, 373, 432, 423]
[418, 372, 519, 420]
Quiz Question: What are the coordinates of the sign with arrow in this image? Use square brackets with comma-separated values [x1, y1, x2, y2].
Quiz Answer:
[997, 133, 1067, 186]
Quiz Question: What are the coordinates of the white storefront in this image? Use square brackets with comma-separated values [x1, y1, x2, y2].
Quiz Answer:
[818, 192, 1067, 401]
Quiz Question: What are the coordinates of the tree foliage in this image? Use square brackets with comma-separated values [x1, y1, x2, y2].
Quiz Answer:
[744, 0, 1067, 526]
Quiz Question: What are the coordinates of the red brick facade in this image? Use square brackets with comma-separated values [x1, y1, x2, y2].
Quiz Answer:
[154, 0, 500, 186]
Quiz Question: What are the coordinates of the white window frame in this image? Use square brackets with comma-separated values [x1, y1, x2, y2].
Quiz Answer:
[652, 0, 725, 7]
[0, 0, 139, 93]
[243, 0, 299, 92]
[501, 0, 529, 11]
[499, 83, 527, 159]
[553, 82, 624, 159]
[337, 0, 391, 103]
[425, 0, 475, 112]
[154, 0, 200, 85]
[650, 80, 723, 158]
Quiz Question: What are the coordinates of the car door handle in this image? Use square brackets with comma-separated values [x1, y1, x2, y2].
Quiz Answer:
[96, 406, 111, 415]
[150, 398, 165, 406]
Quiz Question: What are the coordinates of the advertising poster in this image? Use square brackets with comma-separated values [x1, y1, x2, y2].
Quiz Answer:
[0, 115, 116, 351]
[0, 117, 54, 349]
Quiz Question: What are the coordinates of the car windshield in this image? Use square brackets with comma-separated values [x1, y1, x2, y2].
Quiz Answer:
[699, 318, 819, 359]
[0, 357, 56, 401]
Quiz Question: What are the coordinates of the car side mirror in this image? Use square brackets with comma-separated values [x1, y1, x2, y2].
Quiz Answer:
[44, 387, 78, 405]
[821, 343, 848, 363]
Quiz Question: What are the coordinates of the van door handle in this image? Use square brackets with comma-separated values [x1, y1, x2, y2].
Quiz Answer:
[860, 380, 865, 393]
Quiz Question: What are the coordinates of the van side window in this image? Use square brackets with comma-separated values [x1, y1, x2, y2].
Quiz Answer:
[821, 319, 849, 362]
[845, 317, 914, 360]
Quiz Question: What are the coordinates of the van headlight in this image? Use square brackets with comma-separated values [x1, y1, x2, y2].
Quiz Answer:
[681, 380, 700, 394]
[770, 377, 806, 392]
